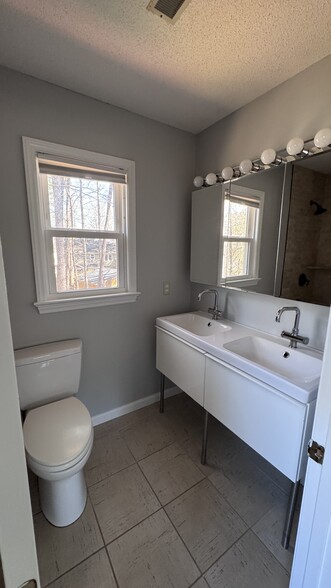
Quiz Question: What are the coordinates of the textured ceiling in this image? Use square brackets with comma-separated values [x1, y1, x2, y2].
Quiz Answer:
[0, 0, 331, 133]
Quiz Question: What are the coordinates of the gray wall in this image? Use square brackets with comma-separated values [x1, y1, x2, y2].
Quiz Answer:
[193, 54, 331, 349]
[196, 54, 331, 175]
[0, 66, 196, 417]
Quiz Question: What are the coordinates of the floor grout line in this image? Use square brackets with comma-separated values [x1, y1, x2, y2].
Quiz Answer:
[200, 527, 253, 580]
[250, 527, 293, 576]
[43, 546, 106, 588]
[104, 544, 120, 588]
[103, 505, 164, 548]
[162, 507, 203, 576]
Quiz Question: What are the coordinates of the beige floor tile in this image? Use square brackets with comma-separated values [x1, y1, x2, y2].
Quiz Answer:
[34, 499, 103, 586]
[89, 463, 160, 544]
[48, 549, 116, 588]
[162, 391, 190, 408]
[205, 530, 290, 588]
[191, 578, 209, 588]
[161, 403, 204, 444]
[245, 446, 293, 495]
[86, 430, 135, 486]
[94, 403, 160, 439]
[121, 415, 176, 460]
[139, 443, 205, 505]
[209, 453, 284, 526]
[93, 393, 196, 441]
[166, 479, 247, 572]
[253, 493, 299, 572]
[164, 392, 205, 417]
[108, 509, 200, 588]
[181, 422, 249, 477]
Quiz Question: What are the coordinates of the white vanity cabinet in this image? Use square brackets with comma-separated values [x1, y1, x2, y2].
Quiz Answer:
[204, 354, 316, 482]
[156, 311, 321, 548]
[156, 328, 205, 406]
[156, 316, 318, 484]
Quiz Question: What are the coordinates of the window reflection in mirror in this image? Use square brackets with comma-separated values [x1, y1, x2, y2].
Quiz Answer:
[225, 166, 285, 295]
[222, 185, 264, 287]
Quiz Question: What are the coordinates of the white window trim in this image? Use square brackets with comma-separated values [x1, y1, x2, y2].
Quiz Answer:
[219, 185, 264, 288]
[22, 137, 140, 313]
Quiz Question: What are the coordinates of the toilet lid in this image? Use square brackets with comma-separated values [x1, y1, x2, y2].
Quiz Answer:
[23, 397, 92, 467]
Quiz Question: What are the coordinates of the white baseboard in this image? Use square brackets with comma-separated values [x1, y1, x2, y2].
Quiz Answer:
[91, 386, 181, 427]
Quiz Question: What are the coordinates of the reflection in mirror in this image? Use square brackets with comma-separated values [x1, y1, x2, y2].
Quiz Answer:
[225, 166, 285, 295]
[281, 150, 331, 306]
[190, 147, 331, 307]
[222, 183, 264, 287]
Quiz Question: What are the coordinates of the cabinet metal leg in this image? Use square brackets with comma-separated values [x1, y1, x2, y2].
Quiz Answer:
[282, 480, 300, 550]
[159, 373, 165, 413]
[201, 410, 209, 465]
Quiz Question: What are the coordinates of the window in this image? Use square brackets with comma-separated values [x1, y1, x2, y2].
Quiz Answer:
[220, 185, 264, 287]
[23, 138, 139, 313]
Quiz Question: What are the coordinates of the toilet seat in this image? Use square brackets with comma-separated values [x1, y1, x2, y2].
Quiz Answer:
[26, 431, 94, 482]
[23, 396, 93, 470]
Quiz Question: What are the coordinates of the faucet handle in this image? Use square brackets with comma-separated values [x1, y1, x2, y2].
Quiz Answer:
[281, 331, 309, 346]
[208, 308, 223, 320]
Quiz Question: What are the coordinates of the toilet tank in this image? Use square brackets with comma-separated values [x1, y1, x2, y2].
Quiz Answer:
[15, 339, 82, 410]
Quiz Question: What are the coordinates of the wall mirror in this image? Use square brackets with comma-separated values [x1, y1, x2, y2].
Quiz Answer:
[226, 148, 331, 306]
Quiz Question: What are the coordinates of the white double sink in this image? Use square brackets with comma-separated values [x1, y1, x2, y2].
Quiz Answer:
[156, 311, 322, 404]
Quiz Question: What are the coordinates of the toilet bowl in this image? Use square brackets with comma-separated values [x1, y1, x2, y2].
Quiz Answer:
[15, 340, 94, 527]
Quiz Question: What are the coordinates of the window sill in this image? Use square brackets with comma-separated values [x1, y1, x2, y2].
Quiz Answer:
[34, 291, 141, 314]
[222, 278, 261, 288]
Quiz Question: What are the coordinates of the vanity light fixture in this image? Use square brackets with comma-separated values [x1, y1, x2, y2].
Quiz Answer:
[314, 128, 331, 149]
[193, 124, 331, 188]
[239, 159, 261, 174]
[205, 172, 218, 186]
[286, 137, 309, 157]
[221, 166, 234, 181]
[261, 148, 283, 166]
[239, 159, 253, 174]
[193, 175, 204, 188]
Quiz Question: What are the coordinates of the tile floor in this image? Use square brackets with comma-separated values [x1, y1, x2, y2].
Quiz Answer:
[29, 393, 300, 587]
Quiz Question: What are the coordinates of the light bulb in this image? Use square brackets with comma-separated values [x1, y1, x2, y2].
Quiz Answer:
[239, 159, 253, 174]
[261, 148, 277, 165]
[221, 167, 234, 181]
[193, 176, 204, 188]
[205, 172, 217, 186]
[314, 128, 331, 149]
[286, 137, 305, 156]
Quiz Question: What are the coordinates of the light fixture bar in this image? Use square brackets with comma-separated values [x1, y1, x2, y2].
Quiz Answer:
[193, 127, 331, 188]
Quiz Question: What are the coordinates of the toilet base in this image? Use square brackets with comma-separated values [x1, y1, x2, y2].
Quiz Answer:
[39, 469, 87, 527]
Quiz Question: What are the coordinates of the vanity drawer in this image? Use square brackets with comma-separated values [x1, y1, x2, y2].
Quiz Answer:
[156, 327, 205, 406]
[205, 354, 308, 481]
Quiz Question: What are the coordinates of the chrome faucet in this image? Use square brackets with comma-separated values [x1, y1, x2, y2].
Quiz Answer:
[275, 306, 309, 348]
[198, 288, 223, 321]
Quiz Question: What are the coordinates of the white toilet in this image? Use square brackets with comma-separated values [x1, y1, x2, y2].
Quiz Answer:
[14, 339, 94, 527]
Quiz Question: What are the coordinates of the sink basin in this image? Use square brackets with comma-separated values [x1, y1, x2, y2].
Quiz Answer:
[161, 312, 232, 337]
[224, 336, 322, 386]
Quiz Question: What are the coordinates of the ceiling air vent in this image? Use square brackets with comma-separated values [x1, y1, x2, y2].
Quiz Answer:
[147, 0, 192, 23]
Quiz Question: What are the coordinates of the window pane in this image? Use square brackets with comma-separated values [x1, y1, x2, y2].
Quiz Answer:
[223, 199, 253, 238]
[222, 241, 249, 278]
[47, 175, 118, 231]
[52, 237, 118, 292]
